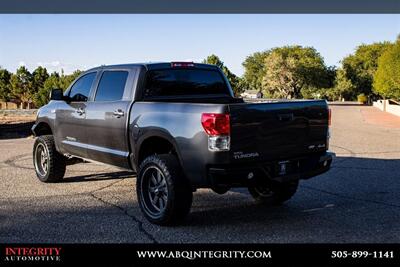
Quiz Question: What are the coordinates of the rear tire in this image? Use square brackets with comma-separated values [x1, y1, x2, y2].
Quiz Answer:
[248, 180, 299, 205]
[137, 154, 192, 226]
[33, 135, 66, 183]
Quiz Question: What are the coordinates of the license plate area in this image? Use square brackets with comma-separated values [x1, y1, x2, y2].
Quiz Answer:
[274, 160, 300, 176]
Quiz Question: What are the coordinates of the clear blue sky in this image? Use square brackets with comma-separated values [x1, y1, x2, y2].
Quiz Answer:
[0, 14, 399, 76]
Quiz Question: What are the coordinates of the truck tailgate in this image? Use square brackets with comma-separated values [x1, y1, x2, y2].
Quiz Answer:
[228, 100, 329, 163]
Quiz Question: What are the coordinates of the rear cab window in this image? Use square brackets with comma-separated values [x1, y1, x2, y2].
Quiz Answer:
[144, 68, 231, 99]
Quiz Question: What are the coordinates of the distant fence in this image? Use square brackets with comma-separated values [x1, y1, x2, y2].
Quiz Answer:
[0, 109, 38, 116]
[373, 100, 400, 117]
[0, 101, 37, 110]
[0, 101, 19, 109]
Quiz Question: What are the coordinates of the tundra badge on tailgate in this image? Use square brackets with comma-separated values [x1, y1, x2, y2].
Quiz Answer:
[233, 151, 260, 160]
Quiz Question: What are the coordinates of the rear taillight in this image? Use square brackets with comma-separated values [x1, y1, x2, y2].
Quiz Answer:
[201, 113, 230, 136]
[201, 113, 230, 151]
[171, 62, 195, 68]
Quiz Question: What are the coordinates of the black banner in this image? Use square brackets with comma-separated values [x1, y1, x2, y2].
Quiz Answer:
[1, 244, 399, 266]
[0, 0, 399, 14]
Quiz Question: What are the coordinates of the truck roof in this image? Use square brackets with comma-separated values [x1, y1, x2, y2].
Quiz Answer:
[85, 62, 219, 72]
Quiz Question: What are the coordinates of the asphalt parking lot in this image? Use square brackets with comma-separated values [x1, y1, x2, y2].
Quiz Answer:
[1, 104, 400, 243]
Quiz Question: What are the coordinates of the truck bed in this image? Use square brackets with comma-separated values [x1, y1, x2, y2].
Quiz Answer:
[228, 99, 329, 163]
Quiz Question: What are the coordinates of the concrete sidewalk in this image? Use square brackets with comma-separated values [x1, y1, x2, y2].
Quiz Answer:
[361, 107, 400, 129]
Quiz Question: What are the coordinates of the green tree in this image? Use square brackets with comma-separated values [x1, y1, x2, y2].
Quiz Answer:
[342, 42, 393, 97]
[262, 46, 331, 99]
[0, 68, 12, 108]
[33, 69, 82, 107]
[242, 51, 270, 92]
[34, 72, 62, 107]
[32, 66, 49, 92]
[60, 70, 82, 91]
[31, 66, 50, 107]
[202, 54, 243, 96]
[326, 66, 337, 88]
[332, 68, 356, 101]
[10, 66, 34, 109]
[373, 41, 400, 99]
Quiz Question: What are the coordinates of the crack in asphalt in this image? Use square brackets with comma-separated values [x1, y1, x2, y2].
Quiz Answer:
[330, 145, 400, 157]
[346, 150, 400, 155]
[1, 153, 118, 175]
[0, 178, 161, 243]
[301, 185, 400, 209]
[2, 151, 158, 243]
[332, 165, 398, 171]
[2, 153, 32, 169]
[0, 192, 100, 201]
[88, 179, 158, 244]
[329, 145, 356, 164]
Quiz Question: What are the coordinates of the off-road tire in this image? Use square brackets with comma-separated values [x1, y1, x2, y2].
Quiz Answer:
[137, 154, 192, 226]
[33, 135, 66, 182]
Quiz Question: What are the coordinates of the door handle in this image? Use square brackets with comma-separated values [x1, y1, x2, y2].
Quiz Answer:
[113, 109, 124, 118]
[76, 108, 85, 115]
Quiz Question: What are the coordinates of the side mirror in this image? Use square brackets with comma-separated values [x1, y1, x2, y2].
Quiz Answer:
[49, 88, 64, 101]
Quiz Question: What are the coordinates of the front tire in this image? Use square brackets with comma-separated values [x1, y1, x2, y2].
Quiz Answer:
[248, 180, 299, 205]
[33, 135, 66, 183]
[137, 154, 192, 226]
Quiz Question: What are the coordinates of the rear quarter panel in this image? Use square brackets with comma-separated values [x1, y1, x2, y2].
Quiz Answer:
[130, 102, 230, 187]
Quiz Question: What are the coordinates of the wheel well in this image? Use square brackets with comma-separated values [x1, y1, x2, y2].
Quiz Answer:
[138, 137, 177, 165]
[34, 122, 52, 136]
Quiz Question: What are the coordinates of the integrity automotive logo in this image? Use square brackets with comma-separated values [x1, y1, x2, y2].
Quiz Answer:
[3, 247, 62, 262]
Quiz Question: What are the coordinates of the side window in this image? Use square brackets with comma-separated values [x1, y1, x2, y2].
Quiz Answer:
[69, 72, 96, 102]
[94, 71, 128, 101]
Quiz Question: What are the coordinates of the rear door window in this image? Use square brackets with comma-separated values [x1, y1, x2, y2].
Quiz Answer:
[94, 71, 129, 101]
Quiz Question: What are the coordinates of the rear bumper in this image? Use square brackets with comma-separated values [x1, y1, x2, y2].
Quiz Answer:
[207, 151, 334, 187]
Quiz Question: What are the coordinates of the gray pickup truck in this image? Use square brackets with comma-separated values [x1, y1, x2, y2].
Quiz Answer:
[32, 62, 333, 225]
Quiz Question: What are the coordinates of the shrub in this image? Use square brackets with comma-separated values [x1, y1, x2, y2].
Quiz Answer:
[373, 41, 400, 100]
[357, 93, 367, 104]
